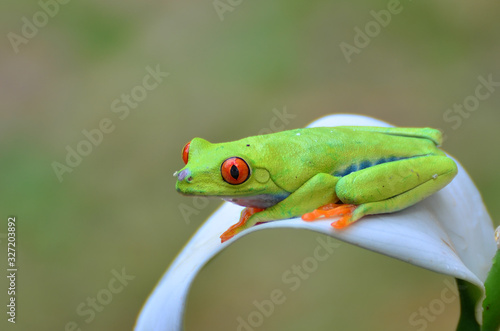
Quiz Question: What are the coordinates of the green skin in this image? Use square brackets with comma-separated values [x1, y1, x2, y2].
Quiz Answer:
[175, 126, 458, 239]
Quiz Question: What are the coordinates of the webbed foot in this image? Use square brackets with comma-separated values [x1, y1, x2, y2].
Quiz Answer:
[301, 203, 357, 229]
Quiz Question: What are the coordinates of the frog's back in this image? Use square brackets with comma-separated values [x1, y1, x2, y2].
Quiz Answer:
[263, 126, 443, 152]
[333, 126, 442, 146]
[262, 126, 442, 145]
[299, 126, 444, 158]
[242, 126, 445, 192]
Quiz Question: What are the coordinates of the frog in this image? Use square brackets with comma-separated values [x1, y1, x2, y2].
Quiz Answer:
[174, 126, 457, 243]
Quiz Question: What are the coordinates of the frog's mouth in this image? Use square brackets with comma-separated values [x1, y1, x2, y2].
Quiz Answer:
[221, 193, 290, 209]
[174, 166, 289, 208]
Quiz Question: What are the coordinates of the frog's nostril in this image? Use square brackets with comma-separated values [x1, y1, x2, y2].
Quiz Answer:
[177, 169, 191, 182]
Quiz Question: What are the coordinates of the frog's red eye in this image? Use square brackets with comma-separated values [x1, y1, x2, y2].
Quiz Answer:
[182, 141, 190, 164]
[221, 157, 250, 185]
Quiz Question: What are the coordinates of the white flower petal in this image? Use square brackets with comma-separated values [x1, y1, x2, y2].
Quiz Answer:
[135, 114, 497, 330]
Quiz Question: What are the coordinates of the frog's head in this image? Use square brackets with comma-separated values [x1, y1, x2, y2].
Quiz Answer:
[174, 137, 281, 198]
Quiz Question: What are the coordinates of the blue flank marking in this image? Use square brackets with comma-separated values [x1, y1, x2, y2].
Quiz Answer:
[387, 156, 399, 162]
[359, 160, 372, 170]
[334, 156, 408, 177]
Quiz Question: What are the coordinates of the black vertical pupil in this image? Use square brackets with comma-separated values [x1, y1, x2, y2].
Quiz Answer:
[230, 165, 239, 179]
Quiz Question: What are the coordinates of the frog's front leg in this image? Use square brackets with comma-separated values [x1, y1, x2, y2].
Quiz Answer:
[309, 155, 458, 229]
[220, 173, 339, 242]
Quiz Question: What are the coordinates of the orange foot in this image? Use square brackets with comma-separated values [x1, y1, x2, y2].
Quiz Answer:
[301, 203, 357, 229]
[220, 207, 264, 243]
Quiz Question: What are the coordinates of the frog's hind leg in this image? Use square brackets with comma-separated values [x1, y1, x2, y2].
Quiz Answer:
[312, 155, 457, 229]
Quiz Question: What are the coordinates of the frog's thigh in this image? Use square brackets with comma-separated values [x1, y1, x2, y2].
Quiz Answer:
[253, 173, 340, 223]
[336, 156, 457, 221]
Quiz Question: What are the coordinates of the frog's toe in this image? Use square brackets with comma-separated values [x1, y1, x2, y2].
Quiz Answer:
[302, 203, 343, 221]
[220, 227, 239, 243]
[220, 207, 264, 243]
[302, 204, 358, 229]
[330, 214, 351, 229]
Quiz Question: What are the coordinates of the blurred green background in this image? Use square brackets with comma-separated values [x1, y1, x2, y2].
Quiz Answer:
[1, 0, 499, 330]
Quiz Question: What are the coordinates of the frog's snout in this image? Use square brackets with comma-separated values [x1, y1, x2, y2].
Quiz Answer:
[174, 168, 192, 182]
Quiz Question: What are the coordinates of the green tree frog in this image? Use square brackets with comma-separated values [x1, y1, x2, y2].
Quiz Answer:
[174, 126, 457, 243]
